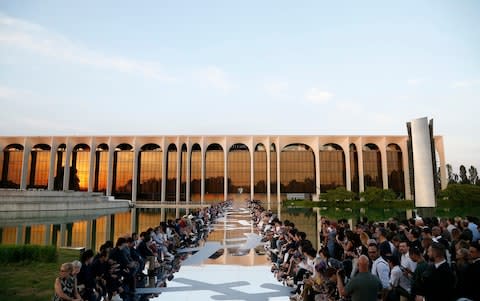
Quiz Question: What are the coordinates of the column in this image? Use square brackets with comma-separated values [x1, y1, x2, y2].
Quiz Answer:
[175, 139, 181, 204]
[106, 139, 114, 196]
[20, 138, 31, 190]
[402, 140, 412, 200]
[381, 138, 389, 190]
[0, 141, 4, 182]
[201, 140, 205, 204]
[435, 137, 448, 190]
[88, 138, 96, 192]
[62, 140, 72, 191]
[250, 139, 254, 201]
[48, 139, 57, 190]
[276, 138, 281, 208]
[186, 141, 191, 204]
[224, 142, 228, 202]
[131, 145, 139, 203]
[410, 117, 436, 207]
[344, 141, 352, 191]
[314, 143, 320, 201]
[266, 138, 271, 210]
[358, 140, 365, 193]
[161, 140, 167, 203]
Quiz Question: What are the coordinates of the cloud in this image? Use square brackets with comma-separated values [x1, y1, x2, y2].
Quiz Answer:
[451, 79, 480, 88]
[0, 85, 22, 99]
[305, 88, 333, 104]
[197, 66, 232, 92]
[264, 80, 289, 98]
[0, 13, 174, 82]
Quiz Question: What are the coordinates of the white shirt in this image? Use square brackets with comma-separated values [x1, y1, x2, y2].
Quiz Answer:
[372, 257, 390, 289]
[390, 265, 411, 293]
[400, 253, 417, 273]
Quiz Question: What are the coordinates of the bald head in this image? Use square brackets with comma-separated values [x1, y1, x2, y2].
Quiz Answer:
[357, 255, 370, 272]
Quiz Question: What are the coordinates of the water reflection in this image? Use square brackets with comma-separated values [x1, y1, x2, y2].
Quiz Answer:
[2, 203, 479, 255]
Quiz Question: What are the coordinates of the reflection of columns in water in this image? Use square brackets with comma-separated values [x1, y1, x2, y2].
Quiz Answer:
[130, 209, 137, 235]
[44, 224, 51, 245]
[86, 220, 92, 250]
[315, 208, 322, 251]
[60, 224, 67, 247]
[92, 220, 97, 250]
[66, 223, 73, 247]
[16, 225, 23, 245]
[105, 216, 112, 243]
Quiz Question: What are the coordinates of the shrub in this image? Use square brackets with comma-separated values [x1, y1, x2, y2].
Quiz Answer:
[0, 245, 57, 263]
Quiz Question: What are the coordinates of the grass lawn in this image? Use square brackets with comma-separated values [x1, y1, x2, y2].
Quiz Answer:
[0, 249, 80, 301]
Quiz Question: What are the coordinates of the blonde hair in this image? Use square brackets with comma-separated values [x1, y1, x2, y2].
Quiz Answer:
[72, 260, 82, 269]
[61, 262, 73, 273]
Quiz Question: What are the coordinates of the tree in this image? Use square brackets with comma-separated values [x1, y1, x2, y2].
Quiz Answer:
[446, 164, 457, 184]
[459, 165, 469, 184]
[360, 187, 397, 203]
[439, 184, 480, 205]
[321, 187, 356, 202]
[468, 166, 479, 185]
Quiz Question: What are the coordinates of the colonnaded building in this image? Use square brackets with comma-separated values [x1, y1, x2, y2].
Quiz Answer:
[0, 118, 447, 207]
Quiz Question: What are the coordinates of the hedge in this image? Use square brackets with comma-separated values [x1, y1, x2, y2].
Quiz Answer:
[0, 245, 57, 263]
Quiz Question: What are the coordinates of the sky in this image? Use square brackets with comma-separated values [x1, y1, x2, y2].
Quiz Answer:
[0, 1, 479, 171]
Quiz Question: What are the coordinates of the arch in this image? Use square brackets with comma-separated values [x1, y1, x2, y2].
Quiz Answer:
[116, 143, 133, 151]
[137, 143, 162, 201]
[112, 143, 134, 199]
[228, 143, 250, 196]
[387, 143, 405, 197]
[166, 143, 178, 202]
[1, 144, 24, 188]
[190, 143, 202, 202]
[319, 143, 346, 193]
[27, 144, 51, 189]
[280, 143, 316, 196]
[254, 143, 267, 196]
[70, 144, 91, 191]
[94, 143, 109, 192]
[205, 143, 224, 200]
[140, 143, 161, 151]
[363, 143, 383, 189]
[349, 143, 360, 193]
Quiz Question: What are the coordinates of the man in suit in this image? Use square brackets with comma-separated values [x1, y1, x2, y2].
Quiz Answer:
[417, 242, 455, 301]
[462, 241, 480, 301]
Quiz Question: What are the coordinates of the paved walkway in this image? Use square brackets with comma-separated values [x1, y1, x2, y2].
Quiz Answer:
[151, 202, 290, 301]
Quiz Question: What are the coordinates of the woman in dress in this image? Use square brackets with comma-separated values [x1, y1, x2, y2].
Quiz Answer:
[53, 262, 82, 301]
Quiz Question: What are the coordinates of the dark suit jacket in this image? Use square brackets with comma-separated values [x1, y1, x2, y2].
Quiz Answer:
[422, 261, 455, 301]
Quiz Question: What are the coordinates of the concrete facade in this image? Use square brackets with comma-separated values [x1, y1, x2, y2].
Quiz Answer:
[0, 134, 447, 209]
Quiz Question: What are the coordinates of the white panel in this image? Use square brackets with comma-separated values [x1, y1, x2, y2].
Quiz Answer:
[410, 117, 436, 207]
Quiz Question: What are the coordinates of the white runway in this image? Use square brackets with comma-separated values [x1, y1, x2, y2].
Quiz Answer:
[150, 203, 291, 301]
